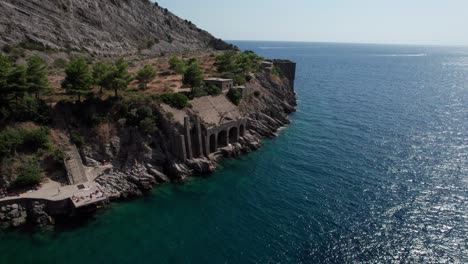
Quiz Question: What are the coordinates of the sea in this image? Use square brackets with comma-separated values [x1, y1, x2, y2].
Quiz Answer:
[0, 41, 467, 263]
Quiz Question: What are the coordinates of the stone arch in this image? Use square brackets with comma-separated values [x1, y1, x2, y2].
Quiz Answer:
[209, 134, 217, 153]
[229, 126, 239, 143]
[217, 130, 228, 148]
[239, 124, 245, 137]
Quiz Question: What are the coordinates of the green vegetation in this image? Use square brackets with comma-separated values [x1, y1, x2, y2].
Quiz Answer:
[0, 127, 50, 158]
[207, 85, 222, 96]
[160, 93, 189, 109]
[53, 58, 68, 69]
[62, 56, 93, 101]
[26, 56, 51, 99]
[145, 39, 159, 49]
[183, 59, 203, 88]
[106, 58, 133, 97]
[0, 54, 52, 123]
[71, 131, 84, 147]
[227, 88, 243, 106]
[215, 50, 262, 85]
[13, 157, 42, 188]
[18, 41, 51, 52]
[63, 58, 133, 98]
[0, 126, 53, 188]
[272, 65, 284, 77]
[191, 84, 221, 98]
[136, 64, 157, 90]
[169, 56, 186, 74]
[92, 62, 112, 94]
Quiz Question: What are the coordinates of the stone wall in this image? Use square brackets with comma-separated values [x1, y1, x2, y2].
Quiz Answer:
[273, 60, 296, 90]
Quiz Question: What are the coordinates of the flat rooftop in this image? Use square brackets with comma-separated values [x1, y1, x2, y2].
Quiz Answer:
[204, 78, 232, 82]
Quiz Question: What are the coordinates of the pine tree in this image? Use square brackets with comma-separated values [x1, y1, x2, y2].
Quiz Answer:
[7, 65, 28, 107]
[62, 57, 93, 102]
[92, 62, 111, 95]
[26, 56, 51, 99]
[107, 58, 133, 97]
[0, 54, 13, 103]
[183, 59, 203, 88]
[136, 64, 157, 90]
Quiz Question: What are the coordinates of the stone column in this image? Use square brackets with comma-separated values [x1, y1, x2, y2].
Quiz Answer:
[194, 116, 203, 158]
[176, 135, 187, 161]
[184, 117, 193, 160]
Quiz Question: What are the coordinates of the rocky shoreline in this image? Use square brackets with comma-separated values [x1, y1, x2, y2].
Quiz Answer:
[0, 70, 296, 230]
[90, 72, 296, 201]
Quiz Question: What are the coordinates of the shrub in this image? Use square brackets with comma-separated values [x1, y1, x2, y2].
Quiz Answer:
[136, 64, 157, 89]
[13, 158, 42, 188]
[227, 88, 242, 106]
[0, 127, 50, 158]
[191, 87, 207, 98]
[219, 72, 246, 86]
[53, 58, 68, 69]
[254, 91, 261, 97]
[71, 131, 84, 147]
[272, 66, 284, 77]
[207, 85, 221, 96]
[145, 39, 159, 49]
[50, 148, 65, 163]
[0, 128, 23, 158]
[139, 117, 157, 134]
[160, 93, 188, 109]
[169, 56, 186, 74]
[22, 127, 49, 150]
[18, 41, 49, 52]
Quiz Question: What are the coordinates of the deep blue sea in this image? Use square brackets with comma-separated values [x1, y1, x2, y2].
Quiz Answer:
[1, 42, 467, 263]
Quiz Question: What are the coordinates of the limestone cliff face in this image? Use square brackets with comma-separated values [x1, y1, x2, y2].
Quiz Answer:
[0, 0, 234, 55]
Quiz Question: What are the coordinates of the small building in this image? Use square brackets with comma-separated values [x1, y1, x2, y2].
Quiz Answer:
[234, 85, 249, 97]
[261, 61, 274, 72]
[204, 78, 233, 93]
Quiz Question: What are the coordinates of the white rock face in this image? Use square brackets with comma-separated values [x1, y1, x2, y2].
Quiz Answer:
[0, 0, 234, 55]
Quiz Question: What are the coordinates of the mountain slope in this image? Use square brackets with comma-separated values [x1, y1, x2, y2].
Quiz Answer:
[0, 0, 234, 55]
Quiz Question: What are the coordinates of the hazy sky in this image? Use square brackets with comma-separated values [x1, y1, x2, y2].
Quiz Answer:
[155, 0, 468, 46]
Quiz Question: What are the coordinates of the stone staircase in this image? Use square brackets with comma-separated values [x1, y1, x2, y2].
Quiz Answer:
[53, 108, 88, 185]
[63, 143, 88, 185]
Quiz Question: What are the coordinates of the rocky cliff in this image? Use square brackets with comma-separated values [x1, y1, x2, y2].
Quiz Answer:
[72, 72, 297, 199]
[0, 0, 234, 55]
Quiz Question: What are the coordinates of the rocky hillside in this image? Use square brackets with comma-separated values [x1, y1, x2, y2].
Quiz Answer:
[0, 0, 234, 56]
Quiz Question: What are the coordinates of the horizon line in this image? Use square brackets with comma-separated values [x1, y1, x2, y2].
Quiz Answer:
[224, 39, 468, 48]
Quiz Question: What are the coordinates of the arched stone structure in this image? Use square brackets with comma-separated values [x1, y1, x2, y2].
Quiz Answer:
[209, 134, 217, 153]
[177, 116, 249, 159]
[217, 130, 228, 148]
[229, 127, 238, 143]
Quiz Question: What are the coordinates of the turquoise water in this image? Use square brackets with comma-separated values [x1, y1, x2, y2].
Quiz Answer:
[1, 42, 467, 263]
